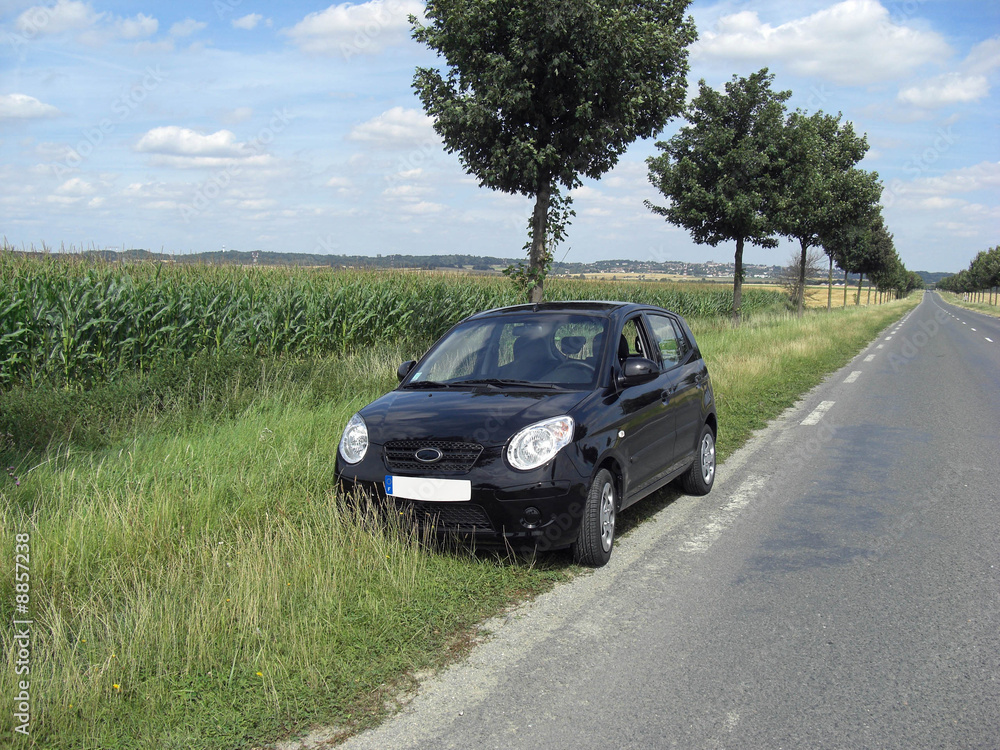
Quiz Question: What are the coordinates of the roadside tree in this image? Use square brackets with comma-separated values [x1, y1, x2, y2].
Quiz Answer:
[412, 0, 697, 302]
[646, 69, 790, 323]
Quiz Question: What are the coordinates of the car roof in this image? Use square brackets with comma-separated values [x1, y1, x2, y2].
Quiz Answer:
[467, 301, 663, 320]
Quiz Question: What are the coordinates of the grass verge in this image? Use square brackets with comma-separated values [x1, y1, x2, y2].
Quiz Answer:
[0, 297, 917, 748]
[936, 290, 1000, 318]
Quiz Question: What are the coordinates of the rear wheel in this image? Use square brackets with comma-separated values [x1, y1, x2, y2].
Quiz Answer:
[678, 423, 716, 496]
[572, 468, 616, 567]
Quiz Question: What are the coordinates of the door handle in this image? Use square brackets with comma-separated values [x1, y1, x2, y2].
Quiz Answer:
[661, 385, 677, 404]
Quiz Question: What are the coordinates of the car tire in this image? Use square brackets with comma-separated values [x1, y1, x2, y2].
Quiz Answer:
[572, 468, 616, 567]
[677, 423, 716, 496]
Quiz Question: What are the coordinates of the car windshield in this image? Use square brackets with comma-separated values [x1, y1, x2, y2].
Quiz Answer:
[406, 313, 609, 389]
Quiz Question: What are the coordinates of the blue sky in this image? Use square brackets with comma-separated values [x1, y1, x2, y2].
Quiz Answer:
[1, 0, 997, 272]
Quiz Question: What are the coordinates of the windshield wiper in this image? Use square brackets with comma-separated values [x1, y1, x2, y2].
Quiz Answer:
[452, 378, 565, 390]
[400, 380, 454, 390]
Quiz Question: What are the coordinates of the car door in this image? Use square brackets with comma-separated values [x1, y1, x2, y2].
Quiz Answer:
[645, 312, 704, 465]
[613, 315, 678, 499]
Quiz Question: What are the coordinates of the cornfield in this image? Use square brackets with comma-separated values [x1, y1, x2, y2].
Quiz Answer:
[0, 252, 788, 389]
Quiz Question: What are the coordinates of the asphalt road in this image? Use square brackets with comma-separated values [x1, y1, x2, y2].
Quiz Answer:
[334, 292, 1000, 750]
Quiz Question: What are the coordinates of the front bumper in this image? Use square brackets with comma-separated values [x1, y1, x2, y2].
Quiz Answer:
[336, 445, 592, 552]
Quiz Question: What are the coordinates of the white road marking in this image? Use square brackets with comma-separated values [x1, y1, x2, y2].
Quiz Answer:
[864, 354, 877, 362]
[971, 328, 977, 331]
[683, 475, 767, 554]
[885, 336, 893, 340]
[877, 344, 884, 349]
[987, 338, 995, 343]
[844, 371, 862, 383]
[801, 400, 836, 426]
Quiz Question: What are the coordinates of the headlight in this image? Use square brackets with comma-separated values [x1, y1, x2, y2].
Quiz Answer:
[338, 413, 369, 464]
[507, 416, 574, 471]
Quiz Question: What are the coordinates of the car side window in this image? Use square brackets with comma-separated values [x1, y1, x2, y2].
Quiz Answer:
[619, 317, 649, 361]
[646, 314, 683, 368]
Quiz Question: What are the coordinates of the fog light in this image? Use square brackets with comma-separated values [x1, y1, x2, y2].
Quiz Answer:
[522, 506, 542, 528]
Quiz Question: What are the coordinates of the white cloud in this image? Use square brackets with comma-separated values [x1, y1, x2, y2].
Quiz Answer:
[15, 0, 100, 36]
[170, 18, 207, 37]
[898, 73, 990, 107]
[398, 201, 445, 215]
[348, 107, 436, 148]
[55, 177, 95, 197]
[918, 196, 965, 210]
[284, 0, 424, 57]
[965, 36, 1000, 76]
[15, 2, 159, 44]
[326, 176, 352, 188]
[694, 0, 951, 85]
[0, 93, 60, 119]
[114, 12, 157, 39]
[896, 161, 1000, 210]
[897, 36, 1000, 109]
[232, 13, 263, 30]
[134, 126, 279, 168]
[222, 107, 254, 125]
[136, 126, 247, 158]
[383, 184, 431, 199]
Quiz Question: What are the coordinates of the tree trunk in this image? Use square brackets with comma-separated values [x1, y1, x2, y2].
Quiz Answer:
[797, 239, 808, 317]
[827, 255, 833, 312]
[528, 184, 551, 304]
[733, 237, 744, 325]
[856, 273, 863, 305]
[843, 270, 849, 307]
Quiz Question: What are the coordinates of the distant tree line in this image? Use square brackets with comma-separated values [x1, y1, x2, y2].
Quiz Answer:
[937, 246, 1000, 304]
[646, 68, 918, 320]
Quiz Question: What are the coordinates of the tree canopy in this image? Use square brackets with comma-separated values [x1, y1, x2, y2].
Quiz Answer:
[777, 110, 881, 315]
[646, 68, 791, 322]
[412, 0, 697, 302]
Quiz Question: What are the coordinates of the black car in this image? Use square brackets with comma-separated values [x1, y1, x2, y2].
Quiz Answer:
[336, 301, 717, 566]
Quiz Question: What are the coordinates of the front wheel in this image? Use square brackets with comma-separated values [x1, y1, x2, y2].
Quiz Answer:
[572, 468, 616, 567]
[677, 423, 716, 496]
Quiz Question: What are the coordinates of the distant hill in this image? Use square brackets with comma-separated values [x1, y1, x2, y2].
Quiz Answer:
[914, 270, 953, 287]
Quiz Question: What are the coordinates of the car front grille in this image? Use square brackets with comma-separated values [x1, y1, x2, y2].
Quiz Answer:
[403, 501, 495, 532]
[384, 440, 484, 474]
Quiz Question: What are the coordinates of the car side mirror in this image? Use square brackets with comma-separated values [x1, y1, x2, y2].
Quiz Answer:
[397, 360, 417, 382]
[617, 356, 659, 387]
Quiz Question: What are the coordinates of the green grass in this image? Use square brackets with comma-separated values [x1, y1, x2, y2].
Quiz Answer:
[0, 292, 919, 749]
[937, 290, 1000, 318]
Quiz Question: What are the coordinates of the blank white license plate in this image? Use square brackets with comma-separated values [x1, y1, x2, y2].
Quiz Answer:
[384, 475, 471, 502]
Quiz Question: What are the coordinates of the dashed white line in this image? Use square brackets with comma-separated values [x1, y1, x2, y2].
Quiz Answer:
[844, 371, 862, 384]
[801, 400, 836, 426]
[971, 328, 977, 331]
[885, 336, 893, 340]
[683, 475, 767, 554]
[864, 354, 877, 362]
[987, 338, 995, 343]
[877, 344, 884, 349]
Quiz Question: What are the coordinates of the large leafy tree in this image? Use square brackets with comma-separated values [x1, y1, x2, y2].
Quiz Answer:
[777, 111, 881, 315]
[646, 69, 790, 323]
[412, 0, 698, 302]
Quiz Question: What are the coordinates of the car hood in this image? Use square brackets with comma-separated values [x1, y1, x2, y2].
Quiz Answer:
[360, 388, 590, 447]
